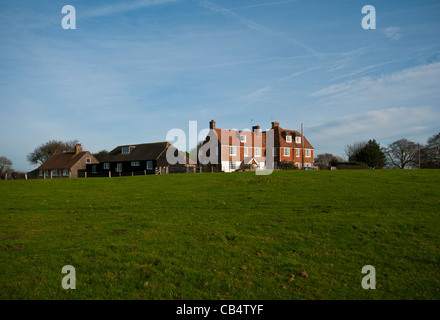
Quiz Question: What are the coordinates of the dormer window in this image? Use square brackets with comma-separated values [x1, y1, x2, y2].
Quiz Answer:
[295, 136, 301, 144]
[286, 135, 292, 143]
[240, 135, 246, 143]
[122, 146, 130, 154]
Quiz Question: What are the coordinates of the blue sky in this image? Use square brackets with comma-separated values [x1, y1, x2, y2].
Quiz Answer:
[1, 0, 440, 171]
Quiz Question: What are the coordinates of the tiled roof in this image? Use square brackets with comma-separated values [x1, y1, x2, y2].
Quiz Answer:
[38, 152, 88, 170]
[212, 128, 266, 148]
[210, 127, 312, 149]
[277, 128, 314, 149]
[102, 142, 185, 163]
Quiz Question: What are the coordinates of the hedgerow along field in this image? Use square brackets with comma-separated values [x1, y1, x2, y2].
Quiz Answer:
[0, 170, 439, 300]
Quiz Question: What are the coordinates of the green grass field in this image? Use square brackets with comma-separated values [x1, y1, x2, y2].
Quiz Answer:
[0, 170, 439, 300]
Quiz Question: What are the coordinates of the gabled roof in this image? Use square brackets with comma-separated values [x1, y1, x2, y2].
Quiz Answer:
[243, 157, 259, 165]
[102, 142, 180, 162]
[38, 152, 88, 170]
[277, 128, 314, 149]
[211, 128, 266, 148]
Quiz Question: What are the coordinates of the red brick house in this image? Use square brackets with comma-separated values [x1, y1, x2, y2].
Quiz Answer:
[199, 120, 314, 172]
[37, 144, 99, 178]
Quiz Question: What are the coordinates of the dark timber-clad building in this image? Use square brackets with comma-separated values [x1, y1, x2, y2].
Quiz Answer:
[85, 141, 194, 177]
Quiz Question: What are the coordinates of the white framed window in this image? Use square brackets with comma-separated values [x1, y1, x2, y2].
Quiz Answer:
[131, 161, 140, 167]
[295, 162, 300, 168]
[103, 163, 110, 170]
[116, 163, 122, 172]
[295, 136, 301, 144]
[296, 148, 300, 157]
[86, 158, 91, 163]
[146, 161, 153, 170]
[305, 149, 312, 157]
[240, 135, 246, 143]
[244, 147, 248, 157]
[229, 162, 236, 170]
[286, 135, 292, 143]
[305, 162, 312, 168]
[92, 165, 97, 174]
[63, 169, 69, 176]
[229, 146, 236, 156]
[52, 169, 58, 177]
[121, 146, 130, 154]
[39, 170, 43, 177]
[284, 148, 290, 156]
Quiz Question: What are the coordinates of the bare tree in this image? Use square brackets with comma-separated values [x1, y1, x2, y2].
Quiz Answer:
[344, 141, 367, 162]
[27, 140, 79, 166]
[421, 132, 440, 168]
[384, 139, 421, 169]
[0, 156, 13, 177]
[314, 153, 344, 169]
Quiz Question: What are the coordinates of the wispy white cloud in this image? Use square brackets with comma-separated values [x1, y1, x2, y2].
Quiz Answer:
[195, 0, 325, 59]
[381, 27, 402, 40]
[231, 0, 299, 10]
[82, 0, 180, 18]
[307, 106, 440, 157]
[311, 61, 440, 110]
[241, 86, 272, 102]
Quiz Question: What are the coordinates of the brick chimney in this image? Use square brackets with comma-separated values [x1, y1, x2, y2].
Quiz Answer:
[209, 120, 216, 129]
[75, 144, 82, 154]
[271, 121, 279, 129]
[252, 125, 260, 134]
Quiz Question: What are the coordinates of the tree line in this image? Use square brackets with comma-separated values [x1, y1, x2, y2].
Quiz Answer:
[1, 133, 439, 179]
[0, 140, 109, 179]
[315, 132, 440, 170]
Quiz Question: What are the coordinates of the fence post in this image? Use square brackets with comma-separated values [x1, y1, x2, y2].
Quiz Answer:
[109, 171, 111, 178]
[50, 171, 53, 179]
[144, 170, 146, 175]
[132, 172, 134, 176]
[4, 173, 7, 180]
[25, 173, 28, 180]
[85, 171, 87, 178]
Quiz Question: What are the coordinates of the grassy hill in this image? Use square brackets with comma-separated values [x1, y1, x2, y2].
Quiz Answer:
[0, 170, 439, 299]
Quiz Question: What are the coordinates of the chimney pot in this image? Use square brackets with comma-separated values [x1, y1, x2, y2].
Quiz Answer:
[75, 144, 82, 154]
[271, 121, 279, 129]
[209, 120, 216, 129]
